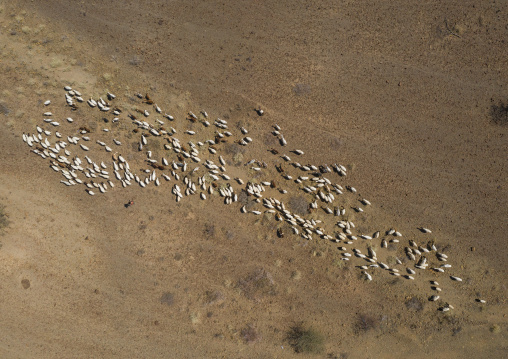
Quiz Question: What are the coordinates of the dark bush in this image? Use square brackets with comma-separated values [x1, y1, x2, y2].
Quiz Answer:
[287, 322, 325, 354]
[490, 102, 508, 126]
[0, 204, 9, 233]
[355, 314, 379, 333]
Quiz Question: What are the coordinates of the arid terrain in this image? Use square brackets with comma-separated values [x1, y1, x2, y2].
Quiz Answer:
[0, 1, 506, 358]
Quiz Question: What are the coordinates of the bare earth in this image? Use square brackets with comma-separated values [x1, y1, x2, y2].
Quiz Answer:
[0, 1, 506, 358]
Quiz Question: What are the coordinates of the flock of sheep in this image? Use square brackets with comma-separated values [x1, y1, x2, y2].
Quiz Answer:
[22, 85, 481, 311]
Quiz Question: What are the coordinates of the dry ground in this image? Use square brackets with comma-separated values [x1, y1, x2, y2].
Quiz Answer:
[0, 1, 506, 358]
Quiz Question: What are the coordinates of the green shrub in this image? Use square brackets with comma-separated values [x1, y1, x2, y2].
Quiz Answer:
[287, 323, 325, 354]
[0, 204, 9, 233]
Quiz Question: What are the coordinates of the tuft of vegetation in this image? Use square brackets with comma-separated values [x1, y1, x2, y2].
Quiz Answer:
[0, 102, 10, 115]
[237, 268, 276, 301]
[225, 143, 246, 166]
[203, 223, 215, 238]
[237, 190, 249, 205]
[160, 292, 175, 306]
[225, 142, 246, 156]
[327, 353, 349, 359]
[490, 324, 501, 334]
[292, 83, 311, 96]
[203, 290, 224, 305]
[286, 322, 325, 354]
[288, 195, 309, 216]
[241, 323, 261, 344]
[128, 55, 143, 66]
[355, 313, 379, 333]
[490, 102, 508, 126]
[0, 204, 10, 234]
[405, 296, 425, 312]
[330, 135, 343, 149]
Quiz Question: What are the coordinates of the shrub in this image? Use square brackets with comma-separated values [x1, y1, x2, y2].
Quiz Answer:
[288, 195, 309, 216]
[0, 204, 9, 233]
[287, 322, 325, 354]
[241, 323, 261, 344]
[490, 102, 508, 126]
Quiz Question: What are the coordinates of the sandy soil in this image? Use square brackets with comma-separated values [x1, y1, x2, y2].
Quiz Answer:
[0, 1, 506, 358]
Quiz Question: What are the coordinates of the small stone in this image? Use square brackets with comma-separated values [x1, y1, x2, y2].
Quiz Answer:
[21, 279, 30, 289]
